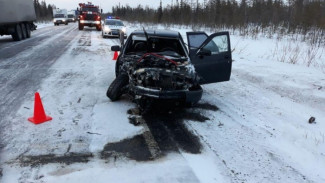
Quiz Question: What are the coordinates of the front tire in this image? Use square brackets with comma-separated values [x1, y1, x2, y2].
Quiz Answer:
[21, 23, 27, 39]
[106, 74, 129, 101]
[25, 23, 31, 38]
[11, 24, 23, 41]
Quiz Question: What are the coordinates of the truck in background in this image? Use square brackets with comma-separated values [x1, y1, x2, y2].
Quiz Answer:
[0, 0, 37, 41]
[67, 11, 77, 22]
[53, 9, 68, 26]
[77, 2, 102, 31]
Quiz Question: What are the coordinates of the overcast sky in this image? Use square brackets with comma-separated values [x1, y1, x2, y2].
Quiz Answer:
[46, 0, 170, 13]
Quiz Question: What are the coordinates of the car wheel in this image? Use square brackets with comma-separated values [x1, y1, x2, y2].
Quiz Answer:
[20, 23, 27, 39]
[11, 24, 23, 41]
[25, 23, 31, 38]
[106, 74, 129, 101]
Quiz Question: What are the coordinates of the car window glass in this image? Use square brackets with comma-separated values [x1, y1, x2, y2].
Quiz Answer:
[54, 14, 64, 18]
[202, 35, 228, 55]
[105, 20, 124, 26]
[132, 35, 147, 41]
[81, 7, 99, 12]
[188, 34, 207, 49]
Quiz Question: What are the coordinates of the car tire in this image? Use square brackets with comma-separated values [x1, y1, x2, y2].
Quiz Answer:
[21, 23, 27, 39]
[106, 74, 129, 101]
[25, 23, 31, 38]
[11, 24, 23, 41]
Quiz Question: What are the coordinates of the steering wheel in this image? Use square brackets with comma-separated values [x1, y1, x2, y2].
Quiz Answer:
[160, 47, 176, 52]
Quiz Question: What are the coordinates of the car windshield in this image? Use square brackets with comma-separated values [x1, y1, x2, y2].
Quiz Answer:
[54, 14, 64, 18]
[105, 20, 124, 26]
[125, 35, 186, 57]
[81, 7, 99, 12]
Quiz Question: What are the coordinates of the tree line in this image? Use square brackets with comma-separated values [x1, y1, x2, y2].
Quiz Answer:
[112, 0, 325, 34]
[34, 0, 55, 21]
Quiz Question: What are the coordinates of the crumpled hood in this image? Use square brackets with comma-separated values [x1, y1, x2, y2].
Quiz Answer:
[127, 54, 197, 90]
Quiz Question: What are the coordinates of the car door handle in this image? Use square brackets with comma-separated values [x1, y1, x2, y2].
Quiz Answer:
[224, 55, 230, 59]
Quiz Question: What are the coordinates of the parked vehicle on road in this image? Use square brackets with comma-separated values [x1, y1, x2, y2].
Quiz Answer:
[102, 17, 127, 38]
[0, 0, 37, 41]
[67, 11, 77, 22]
[53, 9, 68, 26]
[77, 2, 102, 31]
[107, 29, 232, 111]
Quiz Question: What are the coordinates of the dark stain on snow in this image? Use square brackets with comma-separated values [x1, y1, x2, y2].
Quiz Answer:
[193, 102, 219, 111]
[127, 102, 218, 155]
[16, 102, 218, 166]
[100, 134, 152, 161]
[143, 110, 203, 154]
[19, 153, 93, 167]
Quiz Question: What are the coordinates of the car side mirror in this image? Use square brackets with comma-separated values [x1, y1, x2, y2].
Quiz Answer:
[111, 45, 120, 51]
[197, 48, 211, 56]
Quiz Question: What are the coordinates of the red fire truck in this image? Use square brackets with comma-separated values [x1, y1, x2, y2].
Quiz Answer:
[77, 2, 102, 31]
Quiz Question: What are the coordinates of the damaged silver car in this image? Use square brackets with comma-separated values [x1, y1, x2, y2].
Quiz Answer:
[106, 29, 232, 111]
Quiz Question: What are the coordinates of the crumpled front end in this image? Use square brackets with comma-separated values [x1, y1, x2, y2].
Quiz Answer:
[127, 54, 202, 103]
[131, 67, 195, 91]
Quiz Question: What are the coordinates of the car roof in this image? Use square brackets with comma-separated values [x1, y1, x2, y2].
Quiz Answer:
[131, 30, 180, 38]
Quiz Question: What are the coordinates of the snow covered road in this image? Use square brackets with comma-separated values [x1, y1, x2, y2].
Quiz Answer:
[0, 23, 324, 183]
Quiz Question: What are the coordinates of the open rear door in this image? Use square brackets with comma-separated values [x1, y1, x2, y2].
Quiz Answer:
[187, 31, 232, 84]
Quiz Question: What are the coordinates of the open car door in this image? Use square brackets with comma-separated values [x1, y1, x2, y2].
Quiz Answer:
[187, 32, 232, 84]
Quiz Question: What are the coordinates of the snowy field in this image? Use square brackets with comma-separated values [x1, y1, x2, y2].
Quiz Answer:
[0, 22, 324, 183]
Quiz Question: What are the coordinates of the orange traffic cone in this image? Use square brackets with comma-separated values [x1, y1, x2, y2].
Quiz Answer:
[113, 51, 118, 60]
[28, 92, 52, 124]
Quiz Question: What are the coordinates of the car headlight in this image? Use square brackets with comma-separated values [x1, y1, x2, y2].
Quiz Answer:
[62, 20, 65, 22]
[104, 27, 111, 32]
[122, 27, 126, 33]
